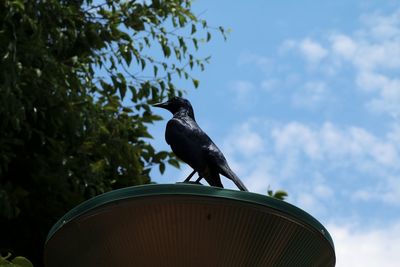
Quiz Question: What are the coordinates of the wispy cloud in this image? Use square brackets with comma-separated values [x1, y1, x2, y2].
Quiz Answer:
[260, 78, 280, 92]
[291, 81, 330, 109]
[237, 51, 274, 73]
[329, 222, 400, 267]
[330, 34, 357, 59]
[281, 38, 328, 64]
[272, 121, 400, 168]
[299, 38, 328, 63]
[331, 13, 400, 116]
[229, 80, 256, 107]
[356, 72, 400, 116]
[360, 10, 400, 40]
[223, 120, 400, 212]
[225, 10, 400, 213]
[274, 9, 400, 116]
[223, 121, 264, 157]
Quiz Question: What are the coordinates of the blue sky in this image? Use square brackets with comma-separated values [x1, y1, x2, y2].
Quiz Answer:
[148, 1, 400, 265]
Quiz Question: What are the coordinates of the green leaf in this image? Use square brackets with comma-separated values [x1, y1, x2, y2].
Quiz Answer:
[162, 45, 171, 58]
[177, 38, 184, 49]
[189, 54, 194, 69]
[174, 47, 181, 60]
[192, 38, 198, 50]
[153, 65, 158, 77]
[122, 107, 133, 113]
[11, 256, 34, 267]
[91, 159, 106, 173]
[178, 15, 186, 27]
[11, 0, 25, 11]
[274, 190, 288, 200]
[159, 162, 165, 174]
[140, 58, 146, 70]
[191, 24, 196, 34]
[144, 36, 150, 47]
[155, 151, 169, 160]
[267, 187, 288, 201]
[35, 68, 42, 77]
[192, 78, 199, 88]
[119, 85, 127, 100]
[168, 158, 180, 168]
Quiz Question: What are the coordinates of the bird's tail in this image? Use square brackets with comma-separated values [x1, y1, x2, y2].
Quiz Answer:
[231, 173, 248, 191]
[220, 166, 248, 191]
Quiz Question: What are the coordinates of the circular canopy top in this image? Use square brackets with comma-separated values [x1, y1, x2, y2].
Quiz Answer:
[45, 184, 335, 267]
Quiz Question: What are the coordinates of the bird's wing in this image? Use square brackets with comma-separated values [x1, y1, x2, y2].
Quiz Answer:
[166, 117, 248, 191]
[165, 118, 210, 170]
[166, 117, 212, 146]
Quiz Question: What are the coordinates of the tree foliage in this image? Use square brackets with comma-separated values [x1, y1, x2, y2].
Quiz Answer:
[0, 253, 33, 267]
[0, 0, 224, 264]
[267, 187, 288, 201]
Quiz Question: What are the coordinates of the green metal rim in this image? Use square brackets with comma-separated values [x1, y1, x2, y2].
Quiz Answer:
[46, 183, 334, 250]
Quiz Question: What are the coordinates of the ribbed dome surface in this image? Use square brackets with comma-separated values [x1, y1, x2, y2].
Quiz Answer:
[45, 184, 335, 267]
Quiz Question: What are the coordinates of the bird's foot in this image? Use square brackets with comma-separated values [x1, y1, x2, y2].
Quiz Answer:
[183, 170, 196, 182]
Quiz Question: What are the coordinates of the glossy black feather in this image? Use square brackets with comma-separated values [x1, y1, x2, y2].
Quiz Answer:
[154, 97, 248, 191]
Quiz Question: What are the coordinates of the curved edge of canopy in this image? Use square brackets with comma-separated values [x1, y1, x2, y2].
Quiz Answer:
[45, 183, 334, 250]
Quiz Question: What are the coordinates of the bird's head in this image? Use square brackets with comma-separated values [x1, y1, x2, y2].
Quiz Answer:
[153, 96, 195, 120]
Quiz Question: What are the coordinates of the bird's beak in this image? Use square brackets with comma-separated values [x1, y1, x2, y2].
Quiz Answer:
[153, 101, 169, 109]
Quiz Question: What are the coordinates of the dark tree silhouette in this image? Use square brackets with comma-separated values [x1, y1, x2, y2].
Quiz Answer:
[0, 0, 226, 264]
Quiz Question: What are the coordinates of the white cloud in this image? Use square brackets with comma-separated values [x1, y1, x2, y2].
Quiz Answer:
[361, 10, 400, 40]
[352, 41, 400, 71]
[222, 121, 276, 192]
[260, 78, 279, 91]
[356, 71, 400, 116]
[237, 51, 273, 73]
[387, 123, 400, 144]
[241, 156, 277, 193]
[353, 175, 400, 205]
[331, 11, 400, 116]
[231, 80, 254, 94]
[224, 120, 400, 209]
[223, 122, 264, 157]
[281, 10, 400, 117]
[299, 38, 328, 63]
[293, 174, 334, 214]
[229, 80, 256, 107]
[272, 121, 400, 168]
[356, 71, 389, 92]
[314, 183, 334, 199]
[329, 222, 400, 267]
[272, 122, 321, 160]
[280, 38, 328, 64]
[330, 34, 357, 59]
[291, 81, 330, 109]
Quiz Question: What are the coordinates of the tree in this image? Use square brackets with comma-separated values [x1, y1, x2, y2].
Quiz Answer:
[0, 0, 225, 264]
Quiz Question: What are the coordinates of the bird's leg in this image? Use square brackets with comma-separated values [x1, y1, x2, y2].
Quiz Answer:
[183, 170, 196, 182]
[194, 176, 203, 184]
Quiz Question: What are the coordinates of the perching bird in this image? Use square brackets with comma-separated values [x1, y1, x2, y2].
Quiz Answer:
[153, 97, 248, 191]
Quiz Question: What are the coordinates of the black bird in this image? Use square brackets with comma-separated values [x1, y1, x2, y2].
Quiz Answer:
[153, 97, 248, 191]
